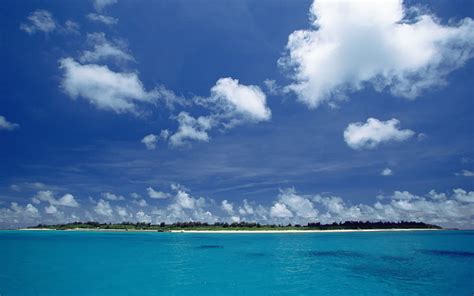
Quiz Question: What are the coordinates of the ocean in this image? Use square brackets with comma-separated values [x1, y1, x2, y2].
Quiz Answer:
[0, 230, 473, 295]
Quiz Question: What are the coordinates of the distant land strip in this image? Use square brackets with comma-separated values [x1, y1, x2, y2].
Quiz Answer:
[19, 221, 443, 232]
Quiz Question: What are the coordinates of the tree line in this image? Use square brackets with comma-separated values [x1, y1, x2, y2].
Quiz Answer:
[31, 220, 441, 230]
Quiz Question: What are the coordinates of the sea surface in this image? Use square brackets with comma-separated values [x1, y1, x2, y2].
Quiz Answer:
[0, 230, 473, 295]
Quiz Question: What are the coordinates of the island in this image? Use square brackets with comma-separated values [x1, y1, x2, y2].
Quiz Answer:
[23, 221, 442, 232]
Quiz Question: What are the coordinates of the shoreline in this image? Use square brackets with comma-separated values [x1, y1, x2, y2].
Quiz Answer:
[168, 228, 442, 234]
[15, 228, 444, 233]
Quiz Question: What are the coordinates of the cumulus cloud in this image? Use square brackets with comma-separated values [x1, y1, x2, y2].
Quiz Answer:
[93, 0, 117, 12]
[238, 199, 254, 216]
[344, 118, 415, 149]
[133, 199, 148, 207]
[79, 33, 133, 64]
[147, 187, 170, 199]
[20, 10, 56, 34]
[2, 186, 474, 228]
[221, 200, 234, 215]
[0, 116, 19, 131]
[86, 13, 118, 26]
[392, 191, 419, 200]
[162, 188, 216, 223]
[167, 78, 270, 147]
[174, 190, 196, 210]
[33, 191, 79, 207]
[270, 203, 293, 218]
[0, 203, 41, 226]
[207, 77, 271, 123]
[168, 112, 213, 147]
[45, 205, 58, 214]
[160, 129, 170, 140]
[277, 188, 318, 219]
[453, 189, 474, 203]
[116, 206, 130, 219]
[381, 168, 393, 176]
[456, 170, 474, 177]
[102, 192, 125, 201]
[141, 134, 158, 150]
[139, 189, 214, 223]
[64, 20, 80, 35]
[20, 10, 79, 35]
[94, 199, 113, 216]
[18, 203, 39, 216]
[279, 0, 474, 108]
[136, 211, 152, 223]
[59, 58, 158, 114]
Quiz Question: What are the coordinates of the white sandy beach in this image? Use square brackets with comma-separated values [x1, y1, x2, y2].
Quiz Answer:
[168, 228, 441, 234]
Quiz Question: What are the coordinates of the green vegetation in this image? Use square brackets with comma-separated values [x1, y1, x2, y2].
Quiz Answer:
[28, 221, 442, 231]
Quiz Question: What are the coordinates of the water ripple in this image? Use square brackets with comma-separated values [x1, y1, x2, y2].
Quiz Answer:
[420, 249, 474, 257]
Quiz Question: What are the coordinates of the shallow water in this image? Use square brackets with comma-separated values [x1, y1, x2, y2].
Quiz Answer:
[0, 230, 473, 295]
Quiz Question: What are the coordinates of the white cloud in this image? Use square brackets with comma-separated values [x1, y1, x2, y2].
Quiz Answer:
[344, 118, 415, 149]
[238, 199, 254, 216]
[94, 199, 113, 216]
[456, 170, 474, 177]
[93, 0, 117, 12]
[11, 182, 49, 192]
[166, 78, 270, 147]
[136, 211, 152, 223]
[20, 10, 56, 34]
[79, 33, 133, 64]
[160, 129, 170, 140]
[278, 188, 318, 219]
[130, 193, 141, 199]
[279, 0, 474, 108]
[0, 202, 41, 226]
[263, 79, 281, 95]
[59, 58, 158, 114]
[116, 206, 130, 219]
[0, 116, 19, 131]
[168, 112, 213, 147]
[86, 13, 118, 26]
[270, 203, 293, 218]
[392, 191, 419, 200]
[64, 20, 80, 35]
[428, 190, 447, 201]
[20, 10, 78, 35]
[208, 77, 271, 123]
[453, 188, 474, 203]
[12, 203, 39, 217]
[2, 186, 474, 228]
[175, 190, 196, 210]
[25, 204, 39, 216]
[381, 168, 393, 176]
[163, 189, 214, 223]
[34, 191, 79, 207]
[141, 134, 158, 150]
[45, 205, 58, 214]
[313, 195, 346, 215]
[146, 187, 170, 199]
[101, 192, 125, 201]
[133, 199, 148, 207]
[221, 200, 234, 215]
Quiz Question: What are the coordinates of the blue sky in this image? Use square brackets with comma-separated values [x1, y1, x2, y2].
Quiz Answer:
[1, 0, 473, 228]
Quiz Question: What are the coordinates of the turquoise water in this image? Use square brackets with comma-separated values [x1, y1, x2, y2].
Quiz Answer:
[0, 230, 473, 295]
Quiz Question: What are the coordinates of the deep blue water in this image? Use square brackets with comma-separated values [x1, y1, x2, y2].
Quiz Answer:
[0, 230, 473, 295]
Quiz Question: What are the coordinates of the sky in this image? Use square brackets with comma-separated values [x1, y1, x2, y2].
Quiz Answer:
[0, 0, 473, 228]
